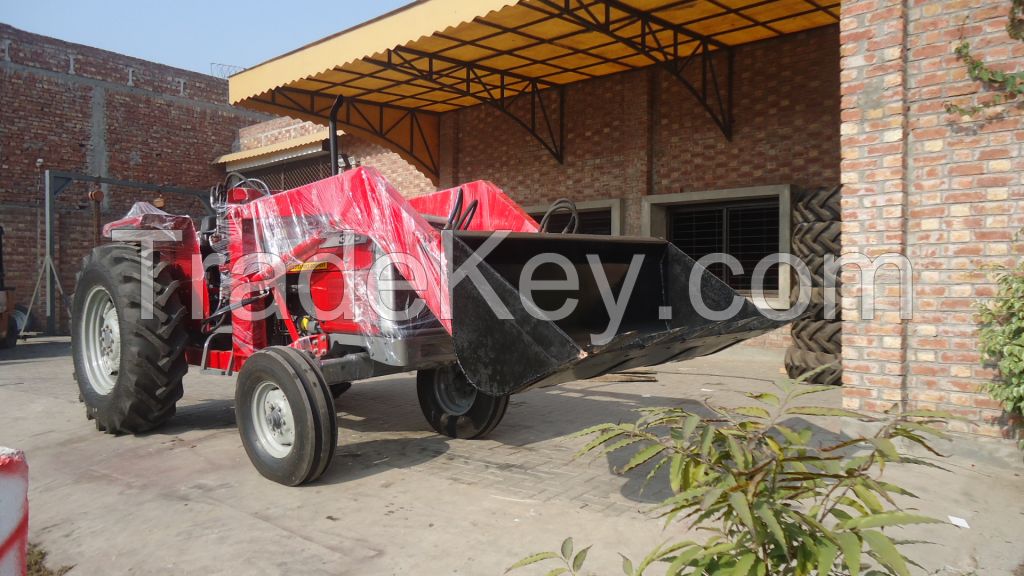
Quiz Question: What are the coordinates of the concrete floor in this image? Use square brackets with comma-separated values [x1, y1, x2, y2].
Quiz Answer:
[1, 337, 1022, 575]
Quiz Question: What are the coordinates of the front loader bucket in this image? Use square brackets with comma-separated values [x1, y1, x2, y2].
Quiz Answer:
[447, 232, 787, 396]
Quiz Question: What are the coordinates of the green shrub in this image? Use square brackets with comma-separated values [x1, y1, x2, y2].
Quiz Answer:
[978, 260, 1024, 415]
[508, 373, 951, 576]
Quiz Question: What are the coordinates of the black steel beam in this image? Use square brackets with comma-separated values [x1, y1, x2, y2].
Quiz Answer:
[259, 88, 441, 180]
[366, 46, 565, 163]
[534, 0, 734, 140]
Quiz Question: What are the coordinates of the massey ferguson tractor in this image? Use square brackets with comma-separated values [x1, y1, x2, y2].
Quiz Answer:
[71, 166, 782, 485]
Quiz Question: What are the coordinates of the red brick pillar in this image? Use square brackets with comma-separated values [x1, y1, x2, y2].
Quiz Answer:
[842, 0, 1024, 437]
[839, 0, 911, 413]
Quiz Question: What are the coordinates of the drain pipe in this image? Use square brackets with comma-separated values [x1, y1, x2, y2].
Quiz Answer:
[329, 96, 344, 176]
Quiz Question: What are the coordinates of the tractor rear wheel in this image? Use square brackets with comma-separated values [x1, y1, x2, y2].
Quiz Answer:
[235, 347, 337, 486]
[417, 365, 509, 439]
[72, 245, 187, 433]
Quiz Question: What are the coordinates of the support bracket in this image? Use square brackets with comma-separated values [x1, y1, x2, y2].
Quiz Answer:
[367, 46, 566, 163]
[535, 0, 734, 140]
[258, 88, 442, 183]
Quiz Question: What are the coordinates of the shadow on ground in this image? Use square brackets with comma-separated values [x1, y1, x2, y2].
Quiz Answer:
[0, 337, 71, 367]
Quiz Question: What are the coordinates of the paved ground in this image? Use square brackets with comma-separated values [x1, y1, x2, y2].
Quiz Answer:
[1, 337, 1022, 575]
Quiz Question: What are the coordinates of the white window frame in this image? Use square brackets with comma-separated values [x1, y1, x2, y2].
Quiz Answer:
[523, 198, 623, 236]
[642, 185, 792, 309]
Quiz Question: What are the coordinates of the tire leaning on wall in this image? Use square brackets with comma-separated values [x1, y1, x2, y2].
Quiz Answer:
[785, 348, 842, 386]
[787, 185, 843, 386]
[792, 185, 842, 225]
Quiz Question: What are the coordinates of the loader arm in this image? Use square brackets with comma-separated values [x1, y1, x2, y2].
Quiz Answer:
[231, 167, 786, 395]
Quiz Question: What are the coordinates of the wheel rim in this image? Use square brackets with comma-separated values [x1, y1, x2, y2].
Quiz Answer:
[79, 285, 121, 395]
[252, 380, 295, 458]
[434, 367, 477, 416]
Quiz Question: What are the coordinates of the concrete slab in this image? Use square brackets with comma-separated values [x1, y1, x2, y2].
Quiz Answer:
[1, 338, 1021, 574]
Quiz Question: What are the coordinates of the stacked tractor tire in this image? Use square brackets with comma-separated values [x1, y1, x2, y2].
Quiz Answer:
[786, 185, 842, 386]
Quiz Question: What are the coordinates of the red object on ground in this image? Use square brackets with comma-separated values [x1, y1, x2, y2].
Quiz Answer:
[0, 448, 28, 576]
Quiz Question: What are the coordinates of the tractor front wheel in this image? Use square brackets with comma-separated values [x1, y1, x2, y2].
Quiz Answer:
[417, 365, 509, 439]
[235, 347, 337, 486]
[71, 245, 187, 433]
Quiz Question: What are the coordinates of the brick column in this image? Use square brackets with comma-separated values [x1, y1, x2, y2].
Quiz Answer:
[842, 0, 1024, 437]
[839, 0, 911, 413]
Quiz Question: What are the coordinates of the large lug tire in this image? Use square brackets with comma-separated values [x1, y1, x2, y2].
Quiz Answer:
[72, 245, 187, 433]
[785, 348, 842, 386]
[417, 365, 509, 439]
[789, 285, 842, 322]
[235, 346, 337, 486]
[791, 222, 841, 288]
[791, 318, 842, 355]
[793, 185, 842, 225]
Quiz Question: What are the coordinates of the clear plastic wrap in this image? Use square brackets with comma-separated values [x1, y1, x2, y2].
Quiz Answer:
[221, 166, 538, 363]
[102, 202, 197, 238]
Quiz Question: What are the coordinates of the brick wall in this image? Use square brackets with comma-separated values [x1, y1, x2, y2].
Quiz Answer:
[840, 0, 1023, 436]
[229, 117, 436, 196]
[0, 24, 268, 330]
[442, 26, 840, 238]
[238, 117, 323, 151]
[441, 26, 840, 350]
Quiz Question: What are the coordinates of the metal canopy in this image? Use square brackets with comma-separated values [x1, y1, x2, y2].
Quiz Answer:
[231, 0, 839, 182]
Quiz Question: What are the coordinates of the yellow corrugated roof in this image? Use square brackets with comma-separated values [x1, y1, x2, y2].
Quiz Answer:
[213, 130, 338, 165]
[230, 0, 518, 105]
[231, 0, 838, 115]
[228, 0, 839, 182]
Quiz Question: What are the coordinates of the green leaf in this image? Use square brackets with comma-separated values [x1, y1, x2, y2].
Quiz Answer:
[793, 384, 837, 397]
[732, 406, 771, 419]
[572, 546, 591, 572]
[506, 552, 560, 572]
[732, 553, 756, 575]
[725, 434, 747, 469]
[681, 414, 701, 439]
[666, 545, 703, 574]
[755, 504, 789, 556]
[620, 444, 666, 473]
[544, 569, 568, 576]
[817, 541, 839, 574]
[602, 437, 643, 455]
[836, 532, 861, 576]
[852, 484, 884, 514]
[787, 406, 868, 419]
[621, 554, 634, 576]
[577, 429, 625, 456]
[862, 530, 910, 576]
[561, 537, 573, 561]
[728, 491, 756, 533]
[701, 487, 724, 511]
[570, 423, 616, 438]
[842, 511, 944, 530]
[669, 454, 685, 494]
[700, 426, 714, 457]
[870, 438, 901, 461]
[746, 392, 780, 406]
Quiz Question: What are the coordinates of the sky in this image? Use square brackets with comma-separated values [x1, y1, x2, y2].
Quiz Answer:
[1, 0, 412, 75]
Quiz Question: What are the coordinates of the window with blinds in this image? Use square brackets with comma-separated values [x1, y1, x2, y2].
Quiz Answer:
[667, 199, 780, 292]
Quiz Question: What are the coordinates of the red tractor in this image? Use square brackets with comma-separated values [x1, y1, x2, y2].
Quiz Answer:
[72, 167, 781, 485]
